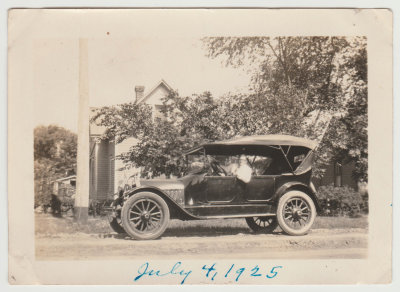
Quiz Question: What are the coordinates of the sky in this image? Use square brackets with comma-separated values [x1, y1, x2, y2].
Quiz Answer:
[33, 37, 251, 132]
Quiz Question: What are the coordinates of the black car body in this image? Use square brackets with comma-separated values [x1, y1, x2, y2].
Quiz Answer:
[110, 135, 320, 240]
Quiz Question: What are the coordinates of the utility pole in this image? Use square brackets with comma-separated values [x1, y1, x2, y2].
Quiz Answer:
[75, 38, 90, 222]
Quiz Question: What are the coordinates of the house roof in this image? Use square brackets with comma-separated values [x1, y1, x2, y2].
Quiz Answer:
[136, 79, 173, 104]
[89, 80, 173, 137]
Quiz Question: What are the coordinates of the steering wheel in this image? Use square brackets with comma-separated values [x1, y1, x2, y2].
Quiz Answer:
[210, 161, 227, 176]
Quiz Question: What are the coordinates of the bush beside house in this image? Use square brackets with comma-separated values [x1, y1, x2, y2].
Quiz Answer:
[317, 184, 368, 218]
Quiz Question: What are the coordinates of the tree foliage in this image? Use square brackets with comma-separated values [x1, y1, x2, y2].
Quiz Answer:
[93, 36, 367, 182]
[34, 125, 77, 206]
[204, 36, 367, 182]
[90, 103, 153, 143]
[317, 184, 367, 217]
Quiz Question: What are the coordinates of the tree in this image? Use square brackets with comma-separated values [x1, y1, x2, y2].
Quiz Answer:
[324, 39, 368, 182]
[92, 92, 222, 178]
[34, 125, 77, 206]
[203, 36, 367, 182]
[90, 103, 153, 143]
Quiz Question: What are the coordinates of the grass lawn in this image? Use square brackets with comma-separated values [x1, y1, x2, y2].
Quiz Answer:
[313, 215, 368, 229]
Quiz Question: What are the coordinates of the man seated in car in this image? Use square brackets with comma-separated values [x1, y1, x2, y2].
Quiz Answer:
[233, 155, 253, 184]
[225, 156, 239, 176]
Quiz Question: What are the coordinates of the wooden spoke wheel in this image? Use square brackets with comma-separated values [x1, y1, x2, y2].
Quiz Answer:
[121, 192, 170, 240]
[277, 191, 316, 236]
[245, 216, 278, 233]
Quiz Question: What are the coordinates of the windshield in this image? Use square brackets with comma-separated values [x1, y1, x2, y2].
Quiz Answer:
[186, 153, 207, 174]
[186, 153, 278, 176]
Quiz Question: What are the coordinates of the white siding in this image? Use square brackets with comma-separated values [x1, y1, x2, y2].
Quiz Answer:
[114, 137, 138, 192]
[144, 84, 169, 106]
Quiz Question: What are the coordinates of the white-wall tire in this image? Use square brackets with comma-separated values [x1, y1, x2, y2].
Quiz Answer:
[121, 192, 170, 240]
[276, 190, 316, 236]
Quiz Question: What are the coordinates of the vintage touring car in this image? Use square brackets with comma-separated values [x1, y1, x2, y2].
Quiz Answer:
[109, 135, 320, 240]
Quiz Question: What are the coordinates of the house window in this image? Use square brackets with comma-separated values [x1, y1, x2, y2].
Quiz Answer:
[154, 105, 164, 120]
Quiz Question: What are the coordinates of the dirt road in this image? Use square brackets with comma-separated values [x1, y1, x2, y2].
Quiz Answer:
[35, 228, 367, 260]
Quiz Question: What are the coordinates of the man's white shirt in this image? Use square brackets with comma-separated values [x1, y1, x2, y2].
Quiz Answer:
[236, 164, 252, 183]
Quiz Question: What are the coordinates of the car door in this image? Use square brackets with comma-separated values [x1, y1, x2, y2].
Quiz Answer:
[205, 176, 239, 203]
[244, 175, 276, 202]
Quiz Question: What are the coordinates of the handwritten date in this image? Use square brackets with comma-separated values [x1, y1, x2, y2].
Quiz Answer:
[134, 262, 283, 284]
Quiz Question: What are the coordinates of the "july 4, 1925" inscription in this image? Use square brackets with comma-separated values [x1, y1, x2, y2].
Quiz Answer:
[134, 262, 283, 284]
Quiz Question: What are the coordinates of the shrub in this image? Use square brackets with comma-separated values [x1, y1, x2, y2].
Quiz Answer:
[317, 184, 367, 217]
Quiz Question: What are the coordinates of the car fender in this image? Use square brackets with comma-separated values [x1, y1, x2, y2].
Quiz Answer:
[124, 186, 197, 220]
[273, 181, 321, 213]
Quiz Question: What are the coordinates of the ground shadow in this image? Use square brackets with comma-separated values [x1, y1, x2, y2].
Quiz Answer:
[108, 226, 283, 240]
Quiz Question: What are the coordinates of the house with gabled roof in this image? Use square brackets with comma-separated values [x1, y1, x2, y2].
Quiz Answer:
[89, 80, 173, 201]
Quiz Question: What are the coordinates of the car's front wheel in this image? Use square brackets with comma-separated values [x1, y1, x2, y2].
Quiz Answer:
[245, 216, 278, 233]
[276, 190, 316, 236]
[121, 192, 170, 240]
[109, 215, 126, 234]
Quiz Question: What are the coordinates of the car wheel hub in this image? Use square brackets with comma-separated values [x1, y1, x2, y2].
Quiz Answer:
[283, 197, 310, 228]
[142, 212, 150, 221]
[292, 208, 302, 220]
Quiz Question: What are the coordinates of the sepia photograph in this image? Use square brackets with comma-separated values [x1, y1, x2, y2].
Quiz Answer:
[7, 8, 392, 285]
[33, 35, 369, 260]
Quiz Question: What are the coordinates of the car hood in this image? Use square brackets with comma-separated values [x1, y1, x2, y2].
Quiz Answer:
[139, 173, 207, 191]
[139, 178, 185, 191]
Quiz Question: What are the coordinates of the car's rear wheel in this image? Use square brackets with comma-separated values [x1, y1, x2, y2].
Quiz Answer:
[245, 216, 278, 233]
[277, 190, 316, 236]
[121, 192, 170, 240]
